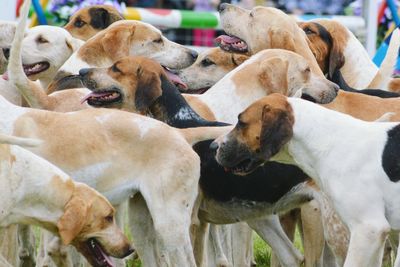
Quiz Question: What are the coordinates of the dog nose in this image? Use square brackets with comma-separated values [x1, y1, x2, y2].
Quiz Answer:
[218, 3, 228, 13]
[190, 50, 198, 60]
[209, 141, 219, 152]
[121, 245, 135, 258]
[332, 82, 340, 93]
[2, 48, 10, 60]
[79, 68, 90, 77]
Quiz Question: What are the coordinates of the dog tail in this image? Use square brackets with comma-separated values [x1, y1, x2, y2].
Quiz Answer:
[179, 126, 233, 146]
[7, 0, 50, 109]
[368, 28, 400, 89]
[0, 133, 42, 147]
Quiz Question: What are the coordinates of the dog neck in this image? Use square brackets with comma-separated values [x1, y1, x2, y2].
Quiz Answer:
[149, 76, 227, 128]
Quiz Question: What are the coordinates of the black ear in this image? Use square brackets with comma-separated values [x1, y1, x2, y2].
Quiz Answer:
[135, 70, 162, 112]
[260, 105, 293, 159]
[89, 8, 111, 29]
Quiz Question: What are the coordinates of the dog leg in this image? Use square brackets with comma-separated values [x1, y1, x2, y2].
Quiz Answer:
[0, 225, 20, 266]
[344, 221, 390, 267]
[36, 231, 76, 267]
[271, 209, 300, 267]
[18, 225, 36, 267]
[247, 214, 303, 267]
[192, 221, 209, 267]
[230, 223, 253, 267]
[300, 200, 325, 267]
[209, 224, 231, 267]
[128, 193, 159, 267]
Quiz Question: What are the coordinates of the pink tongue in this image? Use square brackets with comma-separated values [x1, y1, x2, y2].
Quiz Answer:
[2, 71, 8, 81]
[215, 35, 242, 44]
[81, 91, 111, 104]
[164, 69, 187, 90]
[99, 247, 114, 267]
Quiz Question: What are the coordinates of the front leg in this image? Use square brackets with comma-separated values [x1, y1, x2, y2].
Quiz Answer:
[344, 221, 390, 267]
[247, 214, 303, 267]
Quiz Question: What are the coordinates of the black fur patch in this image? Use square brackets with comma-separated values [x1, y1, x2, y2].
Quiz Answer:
[194, 140, 308, 202]
[89, 8, 111, 29]
[331, 69, 400, 98]
[382, 124, 400, 182]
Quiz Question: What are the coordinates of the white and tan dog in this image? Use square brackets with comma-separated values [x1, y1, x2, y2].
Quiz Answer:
[48, 19, 198, 92]
[214, 93, 400, 267]
[176, 47, 248, 93]
[0, 133, 133, 267]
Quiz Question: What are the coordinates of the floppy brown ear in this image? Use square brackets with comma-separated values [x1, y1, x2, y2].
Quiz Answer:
[57, 197, 88, 245]
[260, 105, 293, 159]
[328, 38, 345, 78]
[258, 57, 289, 93]
[101, 25, 135, 62]
[135, 70, 162, 112]
[231, 53, 249, 66]
[269, 29, 296, 51]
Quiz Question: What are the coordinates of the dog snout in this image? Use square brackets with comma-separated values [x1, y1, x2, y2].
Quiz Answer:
[218, 3, 229, 13]
[121, 244, 135, 258]
[79, 68, 91, 77]
[190, 50, 198, 61]
[331, 82, 340, 93]
[2, 48, 10, 60]
[210, 141, 219, 152]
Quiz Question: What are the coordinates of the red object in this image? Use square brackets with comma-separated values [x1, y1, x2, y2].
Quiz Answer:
[147, 8, 172, 16]
[378, 0, 388, 26]
[16, 0, 24, 17]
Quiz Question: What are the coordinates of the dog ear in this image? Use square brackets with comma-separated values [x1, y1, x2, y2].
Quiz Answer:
[259, 57, 289, 93]
[260, 105, 293, 159]
[101, 25, 135, 62]
[269, 29, 296, 51]
[57, 196, 88, 245]
[328, 38, 345, 79]
[89, 7, 123, 30]
[135, 70, 162, 112]
[65, 37, 83, 53]
[231, 53, 249, 66]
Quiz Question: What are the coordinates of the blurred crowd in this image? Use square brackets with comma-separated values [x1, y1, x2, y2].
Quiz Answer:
[124, 0, 355, 16]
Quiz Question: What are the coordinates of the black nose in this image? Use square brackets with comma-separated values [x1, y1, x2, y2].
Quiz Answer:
[218, 3, 228, 13]
[79, 68, 90, 77]
[2, 48, 10, 60]
[332, 82, 340, 93]
[121, 245, 135, 258]
[190, 50, 198, 60]
[209, 141, 219, 152]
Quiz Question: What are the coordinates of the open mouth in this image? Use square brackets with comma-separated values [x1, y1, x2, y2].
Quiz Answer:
[162, 66, 188, 90]
[183, 87, 210, 94]
[23, 61, 50, 76]
[301, 93, 317, 103]
[81, 89, 122, 106]
[224, 158, 263, 176]
[215, 35, 248, 53]
[80, 238, 115, 267]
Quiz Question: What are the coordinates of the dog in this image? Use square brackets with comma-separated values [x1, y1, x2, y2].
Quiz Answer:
[0, 133, 133, 267]
[0, 91, 233, 266]
[299, 19, 400, 91]
[64, 5, 123, 41]
[77, 52, 338, 267]
[176, 47, 249, 93]
[49, 19, 198, 93]
[214, 92, 400, 267]
[216, 3, 324, 77]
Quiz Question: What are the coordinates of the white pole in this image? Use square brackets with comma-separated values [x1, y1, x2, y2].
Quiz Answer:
[364, 0, 378, 57]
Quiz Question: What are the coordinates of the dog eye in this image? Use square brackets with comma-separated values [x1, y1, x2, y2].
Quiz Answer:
[111, 64, 121, 73]
[201, 58, 215, 67]
[153, 38, 163, 44]
[237, 120, 246, 128]
[74, 19, 86, 28]
[36, 36, 49, 44]
[105, 215, 113, 223]
[303, 27, 315, 35]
